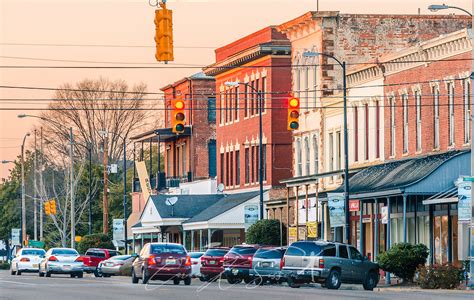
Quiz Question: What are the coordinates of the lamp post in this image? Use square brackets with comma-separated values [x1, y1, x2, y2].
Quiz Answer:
[429, 3, 473, 288]
[302, 51, 349, 244]
[225, 81, 264, 220]
[19, 133, 31, 245]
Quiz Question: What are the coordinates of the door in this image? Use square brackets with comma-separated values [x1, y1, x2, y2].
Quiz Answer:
[348, 246, 364, 282]
[337, 245, 352, 281]
[433, 215, 448, 265]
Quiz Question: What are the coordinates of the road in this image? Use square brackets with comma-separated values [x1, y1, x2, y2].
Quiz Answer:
[0, 270, 473, 300]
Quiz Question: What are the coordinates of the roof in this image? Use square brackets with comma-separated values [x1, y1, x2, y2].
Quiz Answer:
[150, 194, 224, 219]
[333, 150, 466, 195]
[183, 191, 259, 224]
[160, 71, 214, 91]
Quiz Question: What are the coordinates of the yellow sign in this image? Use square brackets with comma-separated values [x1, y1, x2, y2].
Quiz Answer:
[75, 236, 82, 242]
[307, 221, 318, 238]
[136, 161, 152, 202]
[289, 227, 297, 238]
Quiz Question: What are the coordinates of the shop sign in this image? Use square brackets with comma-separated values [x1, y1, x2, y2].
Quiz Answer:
[381, 206, 388, 224]
[349, 200, 360, 212]
[244, 205, 259, 230]
[11, 229, 20, 246]
[458, 179, 471, 224]
[328, 193, 345, 228]
[306, 222, 317, 238]
[289, 227, 297, 238]
[113, 219, 124, 246]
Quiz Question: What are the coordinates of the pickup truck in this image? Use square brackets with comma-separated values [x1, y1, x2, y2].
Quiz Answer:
[81, 248, 120, 277]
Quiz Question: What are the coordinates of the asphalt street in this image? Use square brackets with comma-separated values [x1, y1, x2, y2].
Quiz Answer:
[0, 270, 473, 300]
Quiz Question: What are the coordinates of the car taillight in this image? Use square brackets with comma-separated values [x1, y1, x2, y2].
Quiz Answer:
[318, 258, 324, 269]
[20, 258, 30, 262]
[75, 256, 83, 262]
[48, 256, 57, 261]
[280, 257, 285, 270]
[147, 255, 156, 266]
[219, 258, 224, 263]
[185, 256, 191, 267]
[247, 256, 253, 264]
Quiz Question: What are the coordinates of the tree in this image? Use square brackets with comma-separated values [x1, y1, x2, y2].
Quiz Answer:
[246, 219, 286, 246]
[377, 242, 429, 283]
[77, 233, 114, 254]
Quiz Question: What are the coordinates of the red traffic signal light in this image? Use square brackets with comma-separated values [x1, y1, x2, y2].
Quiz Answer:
[172, 98, 185, 134]
[287, 97, 300, 130]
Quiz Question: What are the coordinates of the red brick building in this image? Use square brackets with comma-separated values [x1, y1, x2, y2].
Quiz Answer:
[203, 26, 292, 200]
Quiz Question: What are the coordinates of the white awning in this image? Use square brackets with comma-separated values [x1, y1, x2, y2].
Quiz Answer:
[423, 186, 458, 205]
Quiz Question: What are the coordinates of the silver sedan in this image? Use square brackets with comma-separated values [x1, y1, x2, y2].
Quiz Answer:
[39, 248, 84, 278]
[99, 255, 135, 277]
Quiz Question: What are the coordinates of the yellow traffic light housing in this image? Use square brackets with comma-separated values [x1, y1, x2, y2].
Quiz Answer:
[154, 3, 174, 62]
[171, 98, 185, 134]
[50, 199, 57, 215]
[287, 97, 300, 130]
[44, 200, 51, 215]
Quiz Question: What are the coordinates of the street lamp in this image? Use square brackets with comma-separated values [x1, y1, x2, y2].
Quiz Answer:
[429, 2, 473, 289]
[224, 81, 265, 220]
[302, 51, 349, 245]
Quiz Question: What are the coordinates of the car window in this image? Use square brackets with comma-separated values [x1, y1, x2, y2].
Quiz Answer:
[322, 244, 336, 257]
[108, 251, 119, 257]
[254, 248, 285, 259]
[113, 255, 132, 261]
[205, 249, 228, 257]
[229, 247, 257, 256]
[339, 245, 349, 259]
[151, 244, 186, 255]
[288, 242, 323, 257]
[22, 249, 46, 256]
[189, 252, 204, 259]
[52, 249, 78, 255]
[349, 247, 363, 261]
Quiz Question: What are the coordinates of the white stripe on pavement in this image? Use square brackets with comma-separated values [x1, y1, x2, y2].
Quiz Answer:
[0, 279, 37, 286]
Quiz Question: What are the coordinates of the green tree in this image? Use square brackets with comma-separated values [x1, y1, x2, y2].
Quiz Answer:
[246, 219, 286, 246]
[378, 242, 429, 283]
[77, 233, 114, 254]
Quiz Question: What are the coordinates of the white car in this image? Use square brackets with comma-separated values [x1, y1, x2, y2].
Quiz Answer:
[189, 252, 204, 278]
[39, 248, 84, 278]
[10, 248, 46, 275]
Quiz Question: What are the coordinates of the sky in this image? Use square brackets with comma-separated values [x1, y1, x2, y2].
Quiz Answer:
[0, 0, 472, 179]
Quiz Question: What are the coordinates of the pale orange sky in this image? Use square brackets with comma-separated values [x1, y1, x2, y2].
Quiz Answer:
[0, 0, 471, 179]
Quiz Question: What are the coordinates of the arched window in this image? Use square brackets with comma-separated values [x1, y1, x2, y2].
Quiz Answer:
[313, 134, 319, 174]
[296, 138, 302, 177]
[304, 137, 310, 175]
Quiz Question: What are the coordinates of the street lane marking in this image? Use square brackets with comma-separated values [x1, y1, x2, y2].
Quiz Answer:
[0, 279, 37, 286]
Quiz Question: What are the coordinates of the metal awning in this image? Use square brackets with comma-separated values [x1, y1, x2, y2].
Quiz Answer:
[422, 186, 458, 205]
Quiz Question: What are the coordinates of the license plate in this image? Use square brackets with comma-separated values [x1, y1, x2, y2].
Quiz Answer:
[297, 270, 305, 275]
[209, 260, 216, 265]
[63, 265, 72, 270]
[261, 262, 271, 268]
[232, 269, 239, 275]
[105, 263, 113, 267]
[165, 259, 177, 265]
[32, 264, 38, 268]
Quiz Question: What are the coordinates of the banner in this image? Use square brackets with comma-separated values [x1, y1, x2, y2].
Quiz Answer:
[458, 179, 471, 224]
[136, 161, 152, 202]
[381, 206, 388, 224]
[328, 193, 346, 228]
[349, 200, 360, 212]
[113, 219, 125, 245]
[11, 229, 20, 246]
[306, 221, 317, 238]
[244, 205, 259, 231]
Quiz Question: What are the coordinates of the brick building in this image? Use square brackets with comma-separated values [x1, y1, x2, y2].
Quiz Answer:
[203, 26, 292, 209]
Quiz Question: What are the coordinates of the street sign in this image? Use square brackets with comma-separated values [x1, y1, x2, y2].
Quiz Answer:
[27, 240, 45, 248]
[306, 222, 317, 238]
[463, 176, 474, 182]
[113, 219, 124, 246]
[244, 205, 259, 231]
[11, 229, 20, 246]
[349, 200, 360, 212]
[289, 227, 297, 238]
[328, 193, 346, 227]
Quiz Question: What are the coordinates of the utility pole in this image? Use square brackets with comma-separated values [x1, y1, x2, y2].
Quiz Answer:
[88, 144, 92, 235]
[33, 130, 38, 241]
[20, 133, 30, 245]
[39, 128, 44, 240]
[103, 133, 109, 234]
[69, 127, 75, 248]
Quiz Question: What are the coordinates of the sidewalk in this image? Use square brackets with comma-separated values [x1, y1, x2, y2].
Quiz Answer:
[374, 277, 474, 293]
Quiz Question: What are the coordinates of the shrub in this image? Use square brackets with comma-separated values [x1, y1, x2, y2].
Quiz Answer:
[0, 262, 10, 270]
[77, 233, 115, 254]
[246, 219, 286, 246]
[377, 242, 429, 283]
[417, 264, 463, 289]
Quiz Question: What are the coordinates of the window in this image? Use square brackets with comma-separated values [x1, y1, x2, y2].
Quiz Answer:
[415, 90, 422, 151]
[166, 148, 171, 176]
[261, 77, 266, 112]
[390, 97, 396, 156]
[304, 67, 309, 112]
[251, 146, 255, 183]
[376, 100, 380, 159]
[339, 245, 349, 259]
[204, 249, 228, 257]
[295, 68, 301, 101]
[304, 137, 310, 175]
[336, 131, 341, 171]
[208, 97, 216, 123]
[255, 145, 259, 183]
[296, 139, 302, 176]
[354, 106, 358, 162]
[262, 145, 267, 181]
[349, 247, 363, 260]
[151, 244, 186, 255]
[245, 148, 250, 184]
[229, 151, 234, 186]
[208, 140, 216, 178]
[433, 86, 440, 149]
[228, 89, 233, 123]
[181, 143, 187, 177]
[328, 133, 334, 173]
[403, 93, 409, 153]
[255, 78, 260, 114]
[254, 248, 285, 259]
[322, 244, 336, 257]
[225, 152, 229, 186]
[313, 134, 319, 174]
[251, 81, 255, 116]
[234, 86, 239, 121]
[220, 153, 224, 185]
[448, 82, 455, 146]
[286, 242, 323, 257]
[364, 103, 369, 160]
[464, 79, 471, 144]
[230, 246, 257, 256]
[244, 84, 249, 118]
[219, 92, 224, 125]
[313, 65, 318, 107]
[235, 150, 240, 185]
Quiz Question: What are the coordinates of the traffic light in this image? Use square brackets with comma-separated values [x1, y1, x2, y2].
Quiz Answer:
[171, 98, 186, 134]
[154, 4, 174, 62]
[287, 97, 300, 130]
[50, 199, 57, 215]
[44, 200, 51, 215]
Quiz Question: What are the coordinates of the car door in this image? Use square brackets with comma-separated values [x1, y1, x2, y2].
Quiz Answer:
[348, 246, 364, 283]
[337, 245, 352, 282]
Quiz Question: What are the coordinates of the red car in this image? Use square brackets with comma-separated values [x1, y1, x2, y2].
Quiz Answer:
[81, 248, 120, 277]
[223, 245, 264, 284]
[131, 243, 192, 285]
[199, 247, 230, 281]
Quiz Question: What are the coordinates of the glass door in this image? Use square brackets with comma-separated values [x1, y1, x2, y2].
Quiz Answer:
[433, 216, 448, 265]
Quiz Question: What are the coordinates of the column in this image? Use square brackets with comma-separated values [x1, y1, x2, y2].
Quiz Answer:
[429, 205, 434, 265]
[208, 228, 212, 248]
[132, 234, 136, 254]
[279, 207, 283, 247]
[447, 205, 452, 263]
[199, 230, 203, 252]
[359, 200, 364, 254]
[305, 185, 309, 239]
[403, 194, 407, 242]
[295, 186, 299, 241]
[183, 231, 187, 250]
[385, 197, 391, 285]
[286, 187, 290, 246]
[374, 199, 379, 261]
[321, 202, 325, 240]
[191, 230, 195, 251]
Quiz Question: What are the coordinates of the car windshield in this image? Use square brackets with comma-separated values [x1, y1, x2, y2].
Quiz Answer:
[52, 249, 78, 255]
[286, 242, 323, 257]
[150, 244, 186, 255]
[189, 252, 204, 259]
[204, 249, 228, 257]
[22, 249, 45, 256]
[112, 255, 132, 261]
[230, 247, 257, 256]
[254, 248, 285, 259]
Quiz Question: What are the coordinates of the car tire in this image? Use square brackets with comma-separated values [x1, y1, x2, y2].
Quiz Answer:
[173, 278, 180, 285]
[70, 274, 76, 278]
[94, 268, 102, 278]
[363, 271, 378, 291]
[254, 277, 264, 286]
[77, 272, 83, 279]
[287, 276, 300, 288]
[141, 269, 150, 284]
[45, 271, 51, 278]
[39, 271, 44, 277]
[131, 269, 139, 284]
[102, 274, 111, 278]
[10, 269, 16, 276]
[243, 277, 253, 284]
[16, 269, 22, 276]
[184, 277, 192, 286]
[227, 277, 242, 284]
[199, 275, 209, 282]
[325, 269, 342, 290]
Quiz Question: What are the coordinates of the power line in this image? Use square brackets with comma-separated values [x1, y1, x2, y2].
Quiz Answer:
[0, 42, 216, 49]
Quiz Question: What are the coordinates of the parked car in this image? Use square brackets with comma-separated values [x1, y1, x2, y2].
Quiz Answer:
[38, 248, 84, 278]
[281, 241, 379, 290]
[131, 243, 192, 285]
[10, 248, 46, 275]
[223, 244, 264, 284]
[249, 247, 286, 285]
[81, 248, 120, 277]
[188, 252, 204, 278]
[199, 247, 230, 281]
[98, 254, 135, 277]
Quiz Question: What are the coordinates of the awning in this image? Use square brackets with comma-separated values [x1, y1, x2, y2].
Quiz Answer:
[422, 187, 458, 205]
[130, 127, 192, 143]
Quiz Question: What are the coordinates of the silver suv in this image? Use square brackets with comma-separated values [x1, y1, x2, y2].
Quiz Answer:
[282, 241, 379, 290]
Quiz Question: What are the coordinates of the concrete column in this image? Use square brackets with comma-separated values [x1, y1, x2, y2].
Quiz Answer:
[447, 205, 452, 263]
[385, 197, 392, 285]
[403, 194, 407, 243]
[191, 230, 195, 251]
[374, 199, 379, 261]
[183, 230, 187, 250]
[199, 230, 203, 252]
[429, 205, 434, 265]
[207, 228, 212, 248]
[359, 200, 364, 254]
[132, 234, 136, 254]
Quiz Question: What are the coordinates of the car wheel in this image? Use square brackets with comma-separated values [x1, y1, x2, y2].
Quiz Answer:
[254, 277, 263, 286]
[184, 277, 192, 286]
[325, 269, 342, 290]
[227, 277, 242, 284]
[141, 269, 150, 284]
[70, 274, 76, 278]
[16, 268, 22, 276]
[199, 275, 208, 282]
[94, 268, 102, 278]
[45, 271, 51, 278]
[173, 278, 180, 285]
[10, 268, 16, 276]
[102, 274, 111, 278]
[287, 276, 300, 288]
[363, 271, 378, 291]
[77, 272, 83, 279]
[39, 271, 44, 277]
[131, 269, 139, 284]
